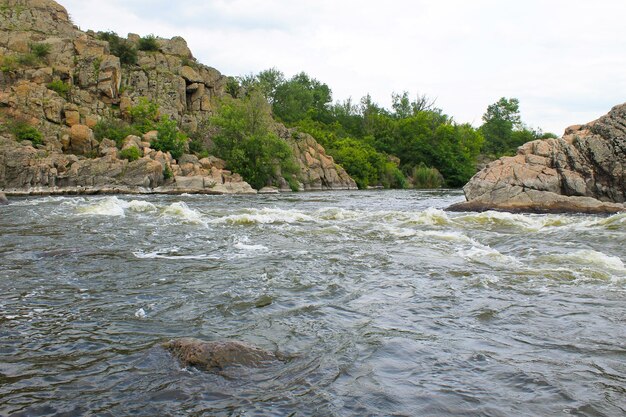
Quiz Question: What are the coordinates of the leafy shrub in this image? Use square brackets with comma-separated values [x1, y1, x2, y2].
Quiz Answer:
[10, 120, 43, 146]
[138, 34, 159, 51]
[153, 117, 186, 160]
[30, 42, 51, 59]
[210, 92, 299, 189]
[0, 55, 17, 72]
[119, 146, 141, 161]
[163, 165, 173, 180]
[97, 31, 137, 66]
[412, 164, 443, 189]
[128, 97, 159, 132]
[93, 118, 139, 147]
[46, 79, 70, 98]
[16, 53, 37, 67]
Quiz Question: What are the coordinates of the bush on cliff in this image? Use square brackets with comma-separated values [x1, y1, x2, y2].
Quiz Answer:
[8, 120, 43, 146]
[93, 119, 138, 147]
[138, 35, 159, 52]
[210, 92, 299, 189]
[97, 31, 137, 66]
[119, 146, 141, 161]
[153, 117, 186, 160]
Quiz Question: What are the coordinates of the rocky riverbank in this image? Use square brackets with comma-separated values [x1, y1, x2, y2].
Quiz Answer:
[0, 0, 356, 196]
[449, 103, 626, 214]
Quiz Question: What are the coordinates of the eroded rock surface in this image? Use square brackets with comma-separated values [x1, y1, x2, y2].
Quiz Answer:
[163, 338, 279, 371]
[0, 0, 356, 195]
[449, 103, 626, 214]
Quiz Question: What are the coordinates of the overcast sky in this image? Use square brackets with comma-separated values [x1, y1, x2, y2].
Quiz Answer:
[62, 0, 626, 134]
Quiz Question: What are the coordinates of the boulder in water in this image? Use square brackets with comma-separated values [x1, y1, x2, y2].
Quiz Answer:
[162, 338, 278, 371]
[0, 192, 8, 205]
[449, 103, 626, 214]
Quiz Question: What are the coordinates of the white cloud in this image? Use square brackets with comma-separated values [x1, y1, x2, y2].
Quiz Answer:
[62, 0, 626, 134]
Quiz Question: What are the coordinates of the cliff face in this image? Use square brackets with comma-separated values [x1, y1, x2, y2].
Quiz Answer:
[0, 0, 355, 194]
[448, 103, 626, 214]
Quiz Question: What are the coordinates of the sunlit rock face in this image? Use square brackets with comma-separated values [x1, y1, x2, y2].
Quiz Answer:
[449, 103, 626, 214]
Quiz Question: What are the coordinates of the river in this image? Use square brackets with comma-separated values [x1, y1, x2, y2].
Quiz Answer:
[0, 190, 624, 416]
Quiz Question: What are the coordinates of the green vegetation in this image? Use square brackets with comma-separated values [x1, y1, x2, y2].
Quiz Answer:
[93, 118, 138, 147]
[0, 54, 17, 72]
[97, 31, 137, 65]
[411, 164, 443, 189]
[238, 69, 487, 188]
[137, 34, 159, 52]
[30, 42, 51, 59]
[479, 97, 556, 158]
[153, 117, 186, 160]
[163, 165, 173, 180]
[8, 120, 43, 146]
[93, 98, 188, 160]
[209, 91, 299, 189]
[119, 146, 141, 161]
[46, 79, 70, 98]
[128, 97, 159, 132]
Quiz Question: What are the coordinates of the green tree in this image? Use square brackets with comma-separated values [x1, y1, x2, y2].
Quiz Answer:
[272, 72, 332, 124]
[480, 97, 523, 156]
[210, 92, 299, 189]
[153, 117, 186, 160]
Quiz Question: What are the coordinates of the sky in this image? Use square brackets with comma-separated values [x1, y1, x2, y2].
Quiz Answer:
[62, 0, 626, 135]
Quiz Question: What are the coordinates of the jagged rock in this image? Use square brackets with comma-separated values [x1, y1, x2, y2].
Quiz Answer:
[0, 0, 356, 195]
[162, 338, 279, 371]
[449, 103, 626, 214]
[69, 124, 97, 155]
[280, 126, 357, 191]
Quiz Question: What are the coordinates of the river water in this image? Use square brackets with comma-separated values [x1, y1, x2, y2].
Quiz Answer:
[0, 190, 624, 416]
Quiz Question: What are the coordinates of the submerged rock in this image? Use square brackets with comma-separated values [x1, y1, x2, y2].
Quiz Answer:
[162, 338, 279, 371]
[449, 103, 626, 214]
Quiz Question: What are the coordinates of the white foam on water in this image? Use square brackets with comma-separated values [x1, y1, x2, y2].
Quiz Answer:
[134, 308, 146, 318]
[315, 207, 363, 221]
[403, 207, 451, 226]
[213, 207, 315, 225]
[126, 200, 157, 213]
[132, 249, 215, 260]
[232, 235, 269, 251]
[161, 202, 206, 225]
[418, 230, 476, 244]
[590, 212, 626, 230]
[562, 250, 625, 272]
[76, 196, 126, 217]
[457, 244, 520, 267]
[453, 210, 576, 231]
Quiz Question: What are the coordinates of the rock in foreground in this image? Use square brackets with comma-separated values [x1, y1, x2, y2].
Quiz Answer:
[449, 103, 626, 214]
[163, 338, 279, 371]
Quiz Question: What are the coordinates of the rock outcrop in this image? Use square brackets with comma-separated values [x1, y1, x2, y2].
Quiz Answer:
[0, 0, 356, 195]
[449, 103, 626, 214]
[163, 338, 279, 371]
[0, 134, 255, 195]
[276, 125, 357, 191]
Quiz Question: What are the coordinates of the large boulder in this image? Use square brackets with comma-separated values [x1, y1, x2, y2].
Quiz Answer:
[449, 103, 626, 214]
[162, 338, 279, 371]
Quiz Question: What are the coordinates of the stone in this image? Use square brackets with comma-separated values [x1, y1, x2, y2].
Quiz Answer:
[97, 55, 122, 99]
[163, 338, 278, 372]
[448, 103, 626, 214]
[180, 66, 203, 83]
[0, 192, 8, 205]
[69, 124, 97, 155]
[64, 109, 80, 126]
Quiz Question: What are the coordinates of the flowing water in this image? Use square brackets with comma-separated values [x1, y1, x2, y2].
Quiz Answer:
[0, 190, 625, 416]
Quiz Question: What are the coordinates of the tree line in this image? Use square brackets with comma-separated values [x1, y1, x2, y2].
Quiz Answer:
[225, 68, 554, 188]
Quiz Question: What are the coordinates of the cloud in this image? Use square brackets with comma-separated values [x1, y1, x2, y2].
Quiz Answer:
[62, 0, 626, 133]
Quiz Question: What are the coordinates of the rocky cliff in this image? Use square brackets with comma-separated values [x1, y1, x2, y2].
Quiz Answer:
[449, 103, 626, 214]
[0, 0, 356, 195]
